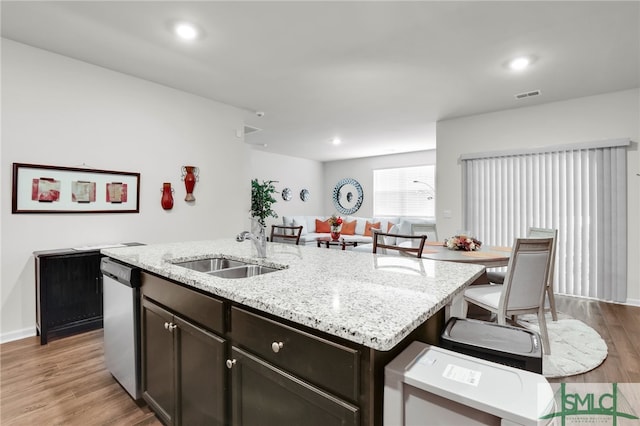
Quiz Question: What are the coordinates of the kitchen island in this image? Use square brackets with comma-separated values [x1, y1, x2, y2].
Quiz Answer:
[102, 239, 484, 426]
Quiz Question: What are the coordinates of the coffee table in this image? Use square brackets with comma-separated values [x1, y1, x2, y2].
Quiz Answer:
[316, 237, 358, 250]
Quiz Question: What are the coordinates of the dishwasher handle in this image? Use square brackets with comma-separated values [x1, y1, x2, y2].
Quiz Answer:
[100, 257, 141, 288]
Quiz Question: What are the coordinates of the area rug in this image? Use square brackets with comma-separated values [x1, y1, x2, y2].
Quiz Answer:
[517, 312, 608, 378]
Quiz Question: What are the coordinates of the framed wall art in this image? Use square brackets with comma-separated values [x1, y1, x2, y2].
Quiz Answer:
[12, 163, 140, 214]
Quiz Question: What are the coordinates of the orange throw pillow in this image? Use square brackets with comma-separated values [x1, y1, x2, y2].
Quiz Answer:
[364, 221, 381, 236]
[387, 222, 396, 231]
[315, 219, 331, 233]
[341, 220, 356, 235]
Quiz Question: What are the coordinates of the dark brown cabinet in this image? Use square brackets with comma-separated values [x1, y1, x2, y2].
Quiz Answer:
[138, 271, 437, 426]
[141, 296, 227, 426]
[141, 299, 175, 424]
[229, 346, 359, 426]
[34, 249, 103, 345]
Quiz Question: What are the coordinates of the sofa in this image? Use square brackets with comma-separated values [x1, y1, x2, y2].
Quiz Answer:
[280, 215, 436, 248]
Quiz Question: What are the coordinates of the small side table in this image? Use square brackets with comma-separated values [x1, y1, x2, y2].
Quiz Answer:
[316, 237, 358, 251]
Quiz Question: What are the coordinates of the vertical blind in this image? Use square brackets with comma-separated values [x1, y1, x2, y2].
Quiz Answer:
[461, 139, 629, 302]
[373, 165, 435, 217]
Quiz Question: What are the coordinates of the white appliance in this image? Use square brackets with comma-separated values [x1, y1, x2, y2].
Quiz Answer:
[384, 342, 555, 426]
[101, 257, 141, 400]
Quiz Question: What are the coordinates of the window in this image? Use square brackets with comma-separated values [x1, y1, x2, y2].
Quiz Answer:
[373, 165, 435, 217]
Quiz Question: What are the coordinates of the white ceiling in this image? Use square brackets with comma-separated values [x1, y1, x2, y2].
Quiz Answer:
[2, 1, 638, 162]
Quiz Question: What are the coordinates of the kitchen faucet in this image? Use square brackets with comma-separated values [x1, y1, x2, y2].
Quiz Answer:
[236, 230, 267, 258]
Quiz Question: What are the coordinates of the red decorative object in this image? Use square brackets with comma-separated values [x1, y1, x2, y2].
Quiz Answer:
[161, 182, 174, 210]
[181, 165, 199, 202]
[328, 214, 343, 241]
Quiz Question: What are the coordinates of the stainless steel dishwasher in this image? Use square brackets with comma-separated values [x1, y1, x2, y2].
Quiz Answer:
[100, 257, 141, 400]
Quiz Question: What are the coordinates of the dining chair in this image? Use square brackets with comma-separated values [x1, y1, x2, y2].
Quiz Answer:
[372, 230, 427, 258]
[410, 223, 438, 241]
[461, 237, 554, 354]
[486, 227, 558, 321]
[270, 225, 303, 245]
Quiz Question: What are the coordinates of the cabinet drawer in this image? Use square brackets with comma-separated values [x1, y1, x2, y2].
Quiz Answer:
[142, 272, 225, 335]
[230, 306, 359, 402]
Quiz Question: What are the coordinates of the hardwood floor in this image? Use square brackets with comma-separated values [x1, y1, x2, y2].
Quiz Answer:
[545, 295, 640, 383]
[1, 296, 639, 425]
[0, 330, 161, 426]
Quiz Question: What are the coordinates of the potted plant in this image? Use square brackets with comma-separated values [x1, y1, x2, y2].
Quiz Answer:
[250, 178, 278, 228]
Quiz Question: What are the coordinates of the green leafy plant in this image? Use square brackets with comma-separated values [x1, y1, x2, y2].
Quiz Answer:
[251, 179, 278, 227]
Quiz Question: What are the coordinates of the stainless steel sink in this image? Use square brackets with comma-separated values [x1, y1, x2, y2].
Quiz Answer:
[174, 257, 282, 278]
[174, 257, 246, 273]
[207, 264, 280, 279]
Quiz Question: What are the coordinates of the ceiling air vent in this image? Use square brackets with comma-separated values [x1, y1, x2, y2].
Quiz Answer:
[515, 90, 541, 100]
[244, 125, 262, 136]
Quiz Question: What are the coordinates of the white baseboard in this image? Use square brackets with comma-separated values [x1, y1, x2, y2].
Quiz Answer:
[556, 293, 640, 307]
[0, 327, 37, 344]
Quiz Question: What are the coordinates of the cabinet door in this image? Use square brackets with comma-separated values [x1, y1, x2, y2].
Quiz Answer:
[40, 252, 103, 327]
[141, 298, 175, 425]
[229, 347, 359, 426]
[175, 317, 227, 426]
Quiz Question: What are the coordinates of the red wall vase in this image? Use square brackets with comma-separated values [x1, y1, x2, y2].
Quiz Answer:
[182, 166, 199, 202]
[161, 182, 174, 210]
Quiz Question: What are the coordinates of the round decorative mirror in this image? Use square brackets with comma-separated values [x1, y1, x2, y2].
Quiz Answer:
[281, 187, 292, 201]
[332, 178, 363, 215]
[300, 189, 310, 202]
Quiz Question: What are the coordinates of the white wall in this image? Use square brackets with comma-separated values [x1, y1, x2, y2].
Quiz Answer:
[436, 89, 640, 303]
[248, 150, 324, 230]
[323, 150, 436, 217]
[1, 40, 250, 341]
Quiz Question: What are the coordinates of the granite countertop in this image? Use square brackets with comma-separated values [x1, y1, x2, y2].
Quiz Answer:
[102, 239, 484, 351]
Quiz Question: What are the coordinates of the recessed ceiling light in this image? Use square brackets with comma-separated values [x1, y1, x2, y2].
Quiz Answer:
[174, 22, 200, 41]
[331, 138, 341, 146]
[509, 57, 530, 71]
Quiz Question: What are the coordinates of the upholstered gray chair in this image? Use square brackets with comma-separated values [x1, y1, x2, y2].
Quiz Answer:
[486, 227, 558, 321]
[410, 223, 439, 241]
[462, 237, 554, 354]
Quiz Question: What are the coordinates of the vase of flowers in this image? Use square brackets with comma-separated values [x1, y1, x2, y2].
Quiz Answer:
[328, 214, 343, 241]
[444, 235, 482, 251]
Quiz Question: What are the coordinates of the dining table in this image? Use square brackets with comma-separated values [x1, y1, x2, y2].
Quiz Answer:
[397, 240, 512, 285]
[407, 240, 513, 318]
[418, 241, 512, 268]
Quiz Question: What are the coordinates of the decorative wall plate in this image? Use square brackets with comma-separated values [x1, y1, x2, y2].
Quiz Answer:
[281, 187, 292, 201]
[300, 189, 310, 202]
[332, 178, 363, 215]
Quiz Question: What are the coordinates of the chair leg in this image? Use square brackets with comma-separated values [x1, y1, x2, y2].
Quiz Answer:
[546, 284, 558, 321]
[537, 308, 551, 355]
[460, 299, 469, 318]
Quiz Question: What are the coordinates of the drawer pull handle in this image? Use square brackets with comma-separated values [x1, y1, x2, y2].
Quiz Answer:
[226, 359, 237, 369]
[271, 341, 284, 353]
[164, 322, 170, 330]
[169, 323, 177, 332]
